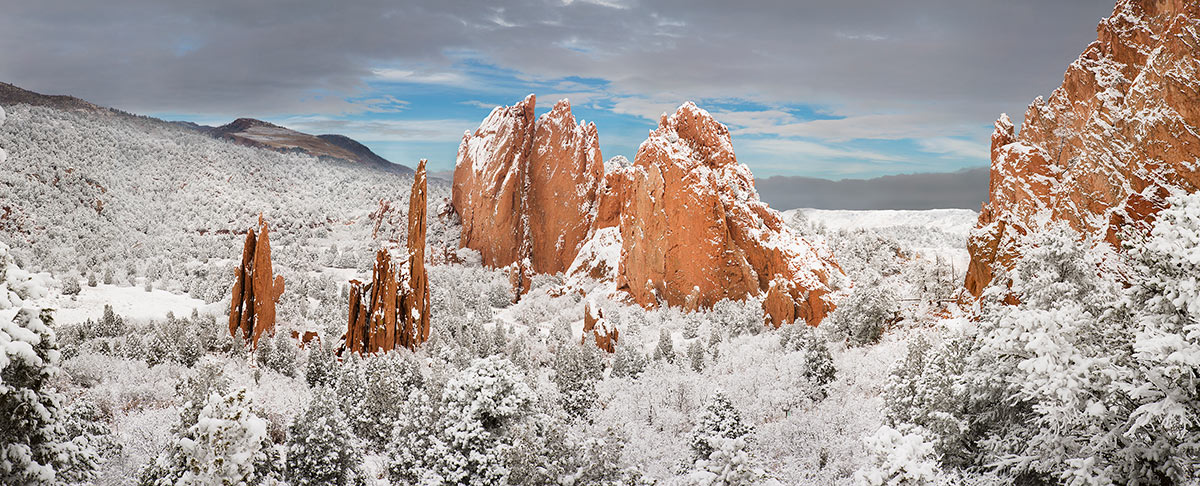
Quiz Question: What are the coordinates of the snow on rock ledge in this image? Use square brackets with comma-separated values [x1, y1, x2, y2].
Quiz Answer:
[966, 0, 1200, 296]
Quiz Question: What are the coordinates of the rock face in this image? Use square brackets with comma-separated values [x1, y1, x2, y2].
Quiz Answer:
[577, 103, 844, 324]
[344, 160, 431, 354]
[228, 216, 286, 346]
[453, 97, 846, 325]
[966, 0, 1200, 296]
[529, 99, 605, 275]
[453, 94, 537, 271]
[452, 95, 605, 279]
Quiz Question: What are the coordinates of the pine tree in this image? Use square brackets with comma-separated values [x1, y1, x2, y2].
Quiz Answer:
[653, 327, 675, 364]
[1, 308, 97, 485]
[552, 339, 603, 419]
[690, 391, 753, 461]
[431, 356, 534, 486]
[687, 340, 706, 372]
[285, 388, 362, 486]
[304, 337, 335, 388]
[610, 338, 647, 379]
[142, 388, 279, 486]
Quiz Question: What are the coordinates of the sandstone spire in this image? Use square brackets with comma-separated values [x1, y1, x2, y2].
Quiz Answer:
[344, 160, 431, 354]
[228, 215, 285, 346]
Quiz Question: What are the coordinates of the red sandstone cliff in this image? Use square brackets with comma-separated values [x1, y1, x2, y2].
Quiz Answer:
[451, 95, 604, 280]
[453, 97, 846, 326]
[572, 102, 845, 325]
[966, 0, 1200, 296]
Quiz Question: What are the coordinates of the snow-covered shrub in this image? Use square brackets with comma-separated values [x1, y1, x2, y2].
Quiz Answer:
[335, 351, 429, 449]
[304, 336, 335, 388]
[429, 355, 534, 486]
[823, 284, 898, 346]
[1, 308, 98, 484]
[384, 385, 439, 486]
[504, 416, 626, 486]
[285, 387, 362, 486]
[95, 304, 126, 338]
[1119, 193, 1200, 481]
[857, 425, 939, 486]
[264, 331, 298, 377]
[879, 221, 1200, 484]
[62, 277, 82, 296]
[708, 298, 765, 337]
[143, 388, 279, 486]
[611, 337, 648, 379]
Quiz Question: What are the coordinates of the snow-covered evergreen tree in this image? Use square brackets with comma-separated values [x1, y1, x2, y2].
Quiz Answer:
[285, 387, 362, 486]
[143, 388, 279, 486]
[688, 391, 756, 486]
[1, 308, 97, 484]
[429, 355, 534, 486]
[552, 339, 603, 419]
[653, 327, 676, 363]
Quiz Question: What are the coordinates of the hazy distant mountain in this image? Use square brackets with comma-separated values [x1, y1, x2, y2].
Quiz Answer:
[206, 118, 411, 173]
[756, 167, 990, 210]
[0, 81, 410, 173]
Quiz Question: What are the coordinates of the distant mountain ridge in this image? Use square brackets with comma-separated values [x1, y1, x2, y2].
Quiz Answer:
[0, 81, 410, 173]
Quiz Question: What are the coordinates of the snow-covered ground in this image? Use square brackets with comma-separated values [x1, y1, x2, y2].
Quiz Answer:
[50, 280, 216, 326]
[787, 208, 977, 274]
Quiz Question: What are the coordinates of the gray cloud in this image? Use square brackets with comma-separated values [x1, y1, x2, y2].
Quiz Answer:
[756, 167, 990, 210]
[0, 0, 1115, 126]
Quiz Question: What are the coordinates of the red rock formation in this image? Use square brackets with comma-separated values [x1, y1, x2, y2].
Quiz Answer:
[966, 0, 1200, 295]
[528, 99, 605, 275]
[573, 103, 845, 324]
[582, 300, 618, 353]
[452, 98, 846, 325]
[452, 95, 537, 270]
[228, 216, 285, 346]
[344, 160, 431, 354]
[451, 95, 605, 279]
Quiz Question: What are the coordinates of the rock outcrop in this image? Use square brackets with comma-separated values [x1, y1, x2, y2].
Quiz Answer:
[576, 103, 845, 324]
[452, 94, 537, 271]
[582, 300, 618, 353]
[454, 97, 846, 325]
[529, 99, 605, 275]
[966, 0, 1200, 296]
[451, 95, 605, 280]
[228, 216, 286, 346]
[344, 160, 431, 354]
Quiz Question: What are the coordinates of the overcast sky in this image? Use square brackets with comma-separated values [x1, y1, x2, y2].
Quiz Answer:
[0, 0, 1115, 179]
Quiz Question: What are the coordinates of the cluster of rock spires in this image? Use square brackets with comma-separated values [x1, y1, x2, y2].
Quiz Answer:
[343, 160, 431, 354]
[228, 216, 286, 347]
[966, 0, 1200, 295]
[452, 95, 846, 344]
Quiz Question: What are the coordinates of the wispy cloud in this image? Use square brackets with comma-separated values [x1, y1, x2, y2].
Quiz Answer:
[916, 137, 989, 160]
[370, 68, 472, 87]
